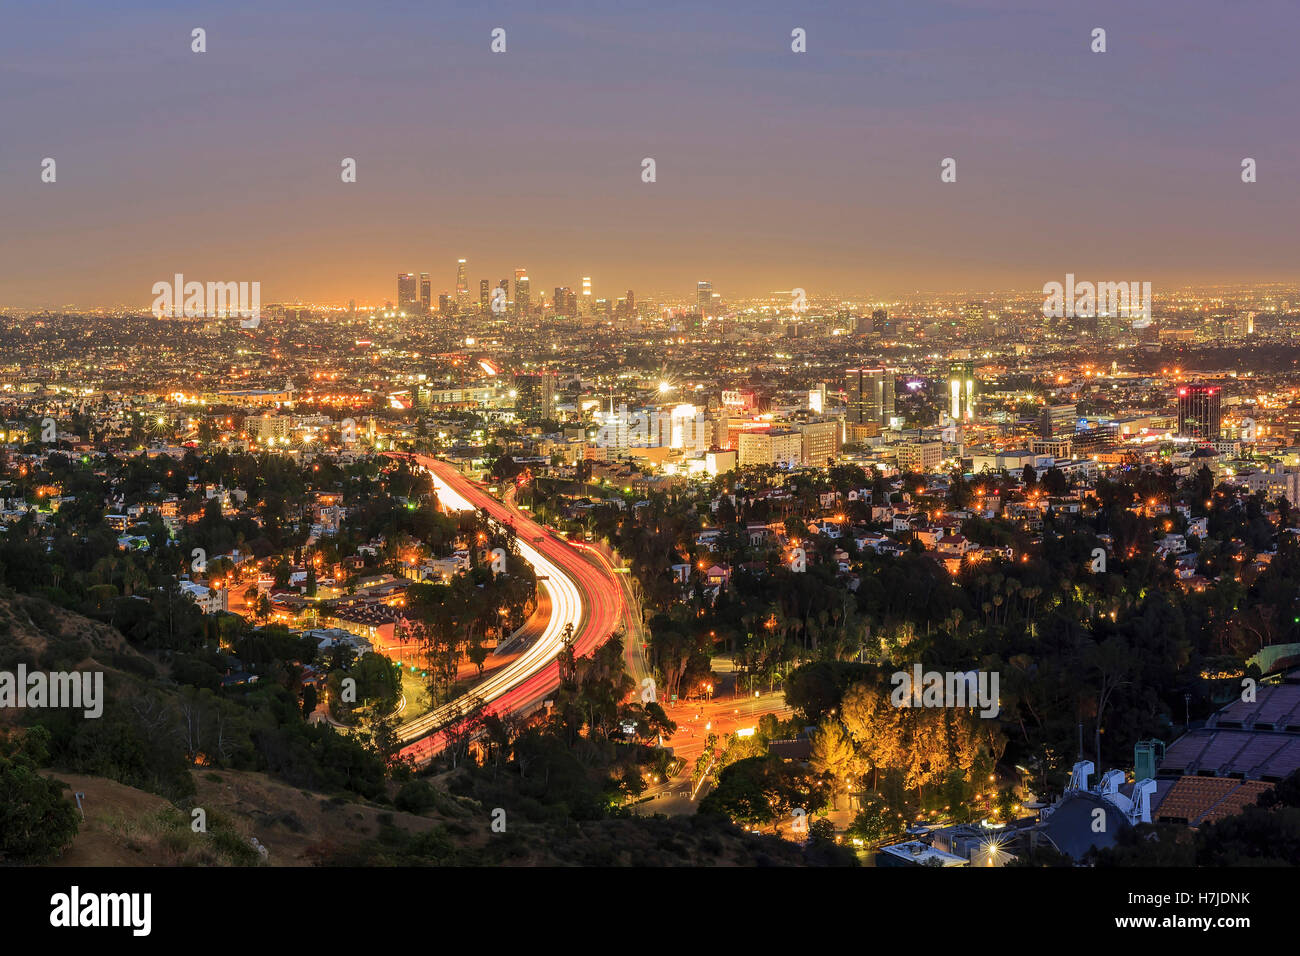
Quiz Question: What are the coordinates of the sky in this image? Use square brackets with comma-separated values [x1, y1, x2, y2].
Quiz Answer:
[2, 0, 1298, 309]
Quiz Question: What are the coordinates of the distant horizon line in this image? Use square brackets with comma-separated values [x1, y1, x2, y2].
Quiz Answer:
[6, 279, 1300, 315]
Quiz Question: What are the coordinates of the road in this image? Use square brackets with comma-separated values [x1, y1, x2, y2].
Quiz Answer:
[632, 690, 795, 814]
[579, 540, 653, 689]
[392, 455, 623, 762]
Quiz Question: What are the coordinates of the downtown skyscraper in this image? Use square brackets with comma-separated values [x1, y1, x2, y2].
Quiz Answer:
[455, 259, 470, 312]
[397, 273, 418, 311]
[514, 269, 531, 316]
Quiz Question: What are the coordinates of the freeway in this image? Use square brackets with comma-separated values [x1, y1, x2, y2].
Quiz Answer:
[393, 455, 623, 762]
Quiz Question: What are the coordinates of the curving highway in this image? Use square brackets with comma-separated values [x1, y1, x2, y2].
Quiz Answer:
[392, 454, 623, 762]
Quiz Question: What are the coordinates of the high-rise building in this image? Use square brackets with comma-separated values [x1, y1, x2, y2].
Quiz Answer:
[419, 273, 431, 313]
[581, 276, 593, 315]
[438, 293, 451, 315]
[397, 273, 418, 311]
[455, 259, 470, 312]
[697, 281, 713, 316]
[1178, 385, 1222, 441]
[738, 429, 802, 469]
[948, 361, 976, 422]
[479, 279, 490, 310]
[553, 287, 577, 317]
[808, 383, 827, 414]
[963, 301, 987, 339]
[512, 371, 556, 421]
[514, 269, 530, 316]
[799, 419, 841, 467]
[846, 367, 894, 425]
[1039, 403, 1077, 440]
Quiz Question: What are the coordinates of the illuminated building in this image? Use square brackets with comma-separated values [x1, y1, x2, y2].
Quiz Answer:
[419, 273, 431, 313]
[738, 429, 801, 468]
[511, 371, 556, 421]
[396, 273, 417, 310]
[514, 269, 530, 316]
[553, 286, 577, 318]
[1178, 385, 1221, 440]
[948, 361, 975, 422]
[479, 279, 489, 310]
[808, 383, 827, 414]
[897, 440, 943, 471]
[697, 281, 714, 317]
[1039, 403, 1077, 440]
[455, 259, 470, 312]
[846, 367, 894, 425]
[581, 276, 592, 315]
[799, 419, 841, 466]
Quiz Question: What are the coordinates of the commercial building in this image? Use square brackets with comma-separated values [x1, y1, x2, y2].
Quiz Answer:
[799, 419, 841, 467]
[896, 440, 943, 471]
[738, 429, 801, 468]
[511, 371, 556, 422]
[1039, 403, 1077, 440]
[1177, 385, 1222, 440]
[846, 367, 894, 425]
[948, 362, 976, 422]
[397, 273, 418, 310]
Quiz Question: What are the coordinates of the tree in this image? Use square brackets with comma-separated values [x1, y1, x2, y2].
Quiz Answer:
[0, 731, 80, 864]
[809, 717, 856, 807]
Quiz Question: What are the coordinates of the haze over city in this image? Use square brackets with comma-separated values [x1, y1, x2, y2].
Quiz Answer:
[4, 0, 1300, 309]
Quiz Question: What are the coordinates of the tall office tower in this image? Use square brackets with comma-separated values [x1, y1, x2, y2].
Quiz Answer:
[1178, 385, 1222, 440]
[696, 281, 713, 316]
[512, 371, 556, 421]
[626, 290, 635, 315]
[948, 361, 976, 422]
[438, 293, 451, 315]
[499, 278, 509, 303]
[809, 382, 827, 414]
[1039, 403, 1078, 440]
[479, 279, 490, 311]
[455, 259, 470, 312]
[553, 287, 576, 317]
[581, 276, 592, 315]
[514, 269, 531, 316]
[347, 299, 356, 317]
[963, 301, 988, 339]
[845, 367, 895, 425]
[397, 273, 418, 311]
[419, 273, 431, 313]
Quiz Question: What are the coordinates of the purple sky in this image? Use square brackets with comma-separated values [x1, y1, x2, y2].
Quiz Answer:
[2, 0, 1298, 309]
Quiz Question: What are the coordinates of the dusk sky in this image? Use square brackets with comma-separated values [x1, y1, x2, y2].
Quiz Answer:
[3, 0, 1298, 309]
